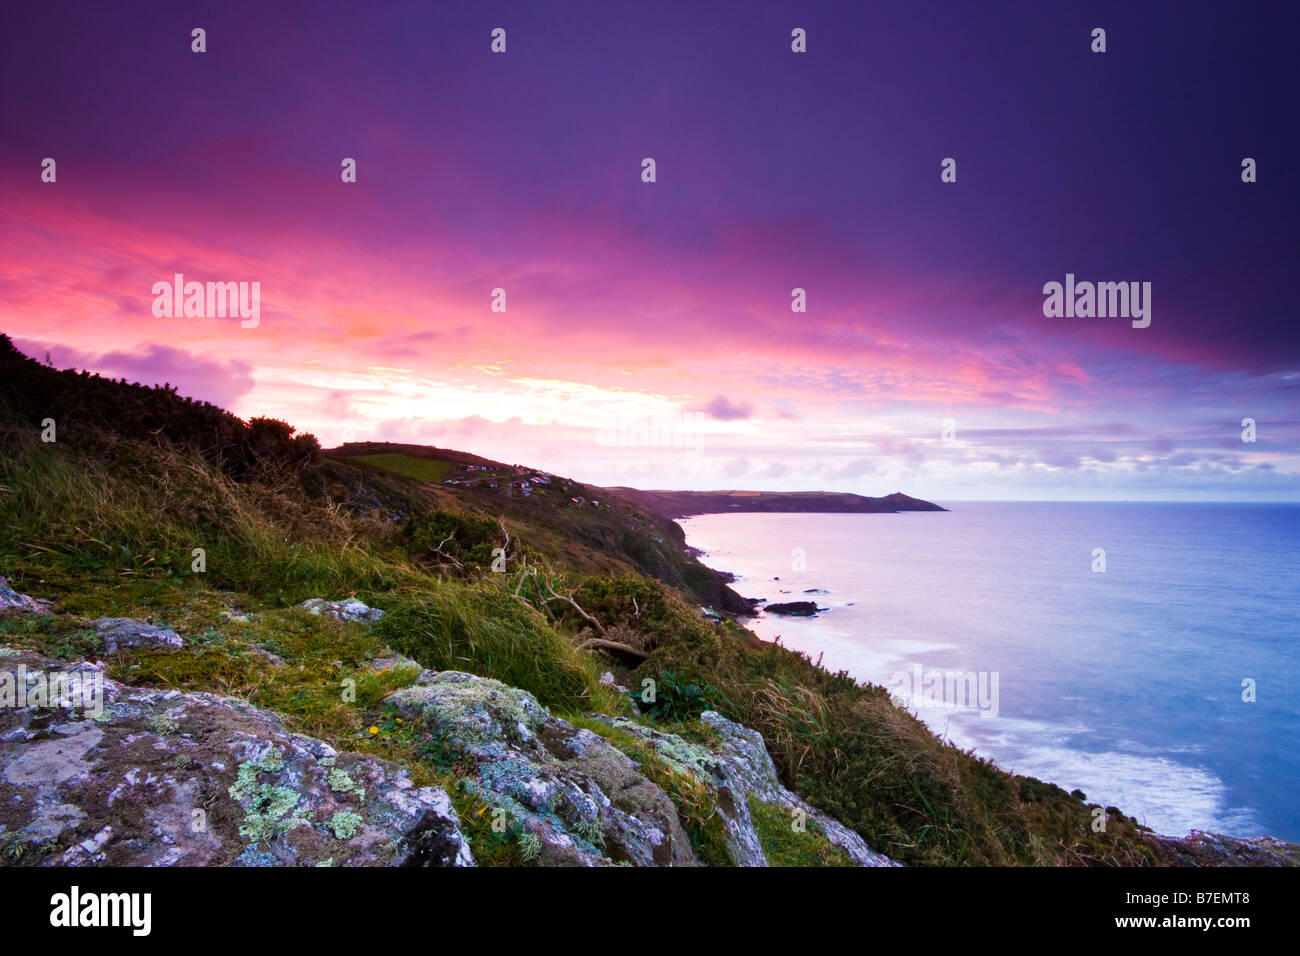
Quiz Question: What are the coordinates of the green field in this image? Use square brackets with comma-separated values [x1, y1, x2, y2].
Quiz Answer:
[351, 453, 453, 483]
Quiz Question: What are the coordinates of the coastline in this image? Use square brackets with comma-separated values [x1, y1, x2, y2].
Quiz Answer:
[679, 508, 1300, 852]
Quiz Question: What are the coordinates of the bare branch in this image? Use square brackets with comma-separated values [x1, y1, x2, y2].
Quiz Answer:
[539, 579, 605, 634]
[577, 638, 648, 660]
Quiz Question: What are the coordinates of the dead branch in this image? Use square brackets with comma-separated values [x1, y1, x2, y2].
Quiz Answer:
[539, 579, 605, 635]
[428, 529, 463, 571]
[577, 638, 648, 660]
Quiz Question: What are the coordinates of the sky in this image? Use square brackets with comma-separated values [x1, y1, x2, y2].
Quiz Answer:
[2, 1, 1297, 501]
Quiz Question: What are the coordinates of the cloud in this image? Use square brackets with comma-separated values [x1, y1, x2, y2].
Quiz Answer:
[690, 395, 754, 421]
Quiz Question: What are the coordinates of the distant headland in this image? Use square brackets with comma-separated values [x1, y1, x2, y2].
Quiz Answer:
[599, 488, 947, 519]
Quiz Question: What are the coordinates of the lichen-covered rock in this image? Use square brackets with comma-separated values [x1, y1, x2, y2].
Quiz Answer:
[0, 647, 470, 867]
[1146, 830, 1300, 867]
[589, 711, 897, 866]
[387, 672, 696, 867]
[698, 711, 897, 866]
[0, 577, 51, 613]
[300, 598, 383, 624]
[92, 618, 184, 654]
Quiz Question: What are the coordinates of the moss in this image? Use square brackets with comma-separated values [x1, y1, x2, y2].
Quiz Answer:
[747, 795, 855, 867]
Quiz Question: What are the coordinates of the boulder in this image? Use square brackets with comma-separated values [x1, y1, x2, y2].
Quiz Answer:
[0, 646, 471, 867]
[300, 597, 383, 624]
[387, 672, 696, 867]
[93, 618, 184, 653]
[1146, 830, 1300, 867]
[0, 577, 51, 614]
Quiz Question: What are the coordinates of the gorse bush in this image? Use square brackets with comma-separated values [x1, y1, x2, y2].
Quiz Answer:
[407, 509, 513, 573]
[0, 334, 319, 483]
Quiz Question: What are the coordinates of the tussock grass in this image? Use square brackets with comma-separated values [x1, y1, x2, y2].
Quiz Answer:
[374, 588, 626, 714]
[1, 425, 414, 604]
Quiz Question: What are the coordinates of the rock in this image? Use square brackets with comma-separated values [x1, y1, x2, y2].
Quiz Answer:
[93, 618, 184, 653]
[300, 597, 383, 624]
[253, 648, 285, 667]
[598, 671, 629, 693]
[387, 672, 697, 867]
[1146, 830, 1300, 867]
[763, 601, 821, 616]
[0, 577, 51, 613]
[386, 674, 895, 867]
[0, 647, 471, 867]
[697, 712, 897, 867]
[588, 711, 896, 867]
[0, 649, 894, 867]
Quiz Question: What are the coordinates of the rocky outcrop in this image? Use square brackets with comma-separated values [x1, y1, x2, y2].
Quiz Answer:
[387, 671, 895, 867]
[0, 647, 470, 867]
[387, 671, 697, 867]
[300, 597, 384, 624]
[0, 641, 893, 867]
[93, 618, 184, 654]
[591, 712, 897, 867]
[763, 601, 821, 617]
[0, 577, 51, 614]
[1146, 830, 1300, 867]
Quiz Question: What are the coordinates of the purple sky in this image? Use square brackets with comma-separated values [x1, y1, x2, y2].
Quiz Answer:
[2, 0, 1297, 499]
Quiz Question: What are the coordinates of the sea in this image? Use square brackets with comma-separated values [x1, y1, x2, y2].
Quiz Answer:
[679, 502, 1300, 842]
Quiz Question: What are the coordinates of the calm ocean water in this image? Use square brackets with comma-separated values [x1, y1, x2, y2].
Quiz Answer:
[679, 502, 1300, 841]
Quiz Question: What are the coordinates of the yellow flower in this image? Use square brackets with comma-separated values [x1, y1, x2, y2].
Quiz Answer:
[395, 718, 402, 724]
[368, 725, 379, 735]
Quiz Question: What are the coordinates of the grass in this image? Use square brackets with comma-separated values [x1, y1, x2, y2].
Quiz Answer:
[350, 453, 453, 484]
[373, 588, 627, 715]
[746, 795, 855, 867]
